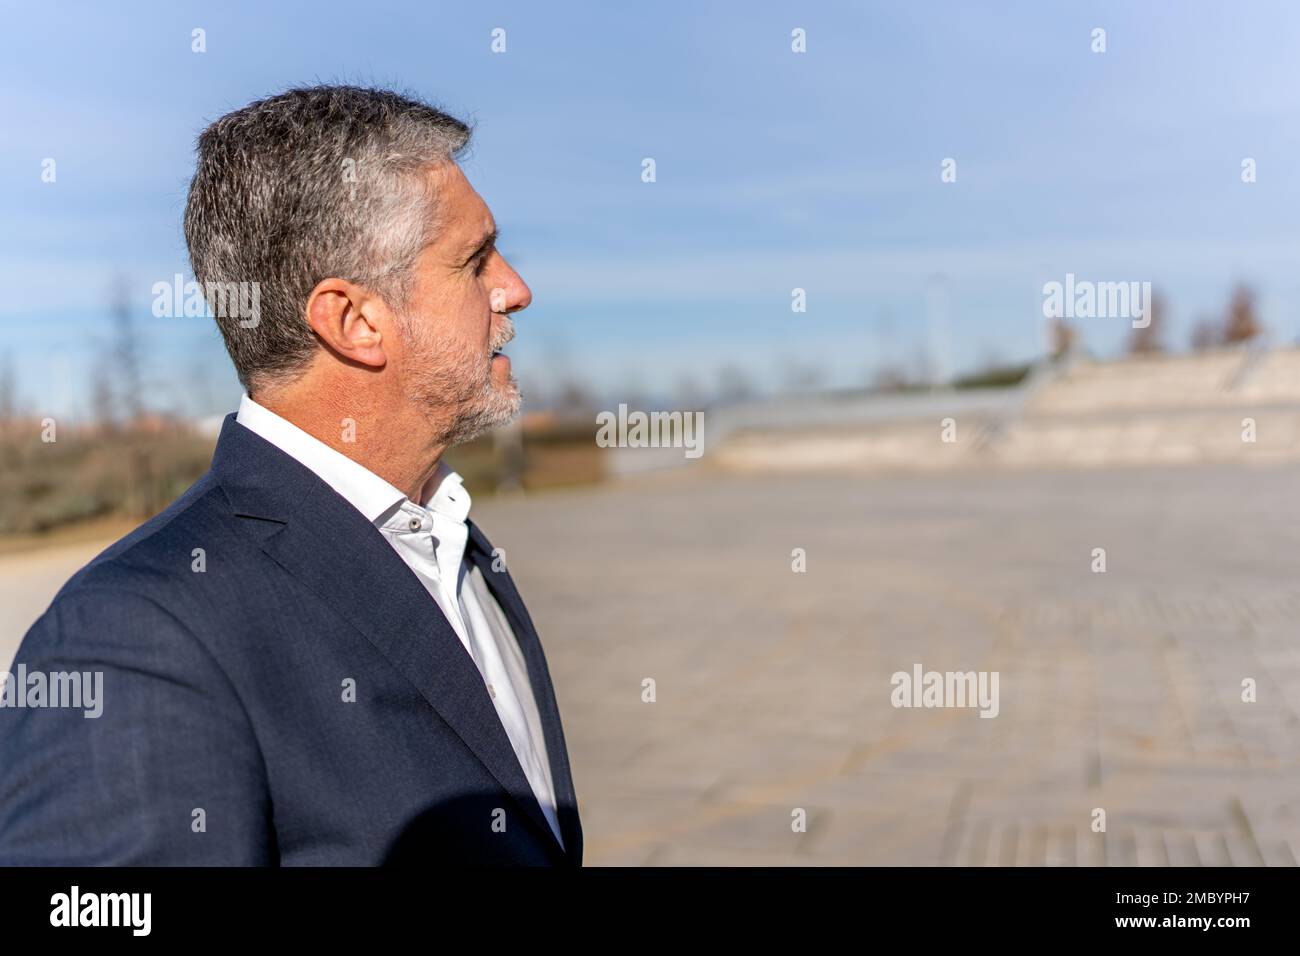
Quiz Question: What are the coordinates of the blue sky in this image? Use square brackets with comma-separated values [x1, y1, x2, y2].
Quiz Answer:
[4, 0, 1300, 419]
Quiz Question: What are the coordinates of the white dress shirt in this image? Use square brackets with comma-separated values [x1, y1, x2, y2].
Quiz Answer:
[235, 394, 563, 848]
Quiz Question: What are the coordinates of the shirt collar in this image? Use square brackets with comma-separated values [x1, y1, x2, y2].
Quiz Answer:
[235, 393, 468, 526]
[422, 459, 472, 522]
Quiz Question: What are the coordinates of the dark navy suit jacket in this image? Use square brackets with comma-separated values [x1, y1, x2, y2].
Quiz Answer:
[0, 414, 582, 865]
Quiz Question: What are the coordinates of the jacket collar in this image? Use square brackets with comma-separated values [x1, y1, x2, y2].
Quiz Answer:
[235, 392, 410, 523]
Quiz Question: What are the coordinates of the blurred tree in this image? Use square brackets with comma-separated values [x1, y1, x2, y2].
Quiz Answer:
[673, 372, 706, 409]
[716, 364, 754, 404]
[89, 357, 118, 431]
[1222, 283, 1262, 344]
[1128, 291, 1166, 354]
[779, 355, 819, 393]
[871, 364, 909, 392]
[1049, 318, 1078, 359]
[952, 360, 1034, 390]
[0, 352, 16, 423]
[551, 377, 596, 416]
[110, 275, 145, 424]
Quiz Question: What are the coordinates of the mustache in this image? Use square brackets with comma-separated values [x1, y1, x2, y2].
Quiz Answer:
[489, 314, 515, 353]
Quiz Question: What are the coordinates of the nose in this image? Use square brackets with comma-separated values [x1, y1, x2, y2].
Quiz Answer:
[494, 256, 532, 313]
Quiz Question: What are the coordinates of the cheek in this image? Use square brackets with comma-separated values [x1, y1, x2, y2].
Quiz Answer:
[448, 280, 492, 336]
[411, 284, 486, 349]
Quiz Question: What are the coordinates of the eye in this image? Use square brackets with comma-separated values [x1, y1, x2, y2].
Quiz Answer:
[473, 253, 490, 277]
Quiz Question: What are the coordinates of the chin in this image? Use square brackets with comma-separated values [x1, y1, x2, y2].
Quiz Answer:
[441, 381, 522, 447]
[493, 385, 523, 423]
[489, 364, 522, 410]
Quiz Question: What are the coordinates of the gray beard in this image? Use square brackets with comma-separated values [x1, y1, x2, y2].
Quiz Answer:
[397, 312, 520, 446]
[436, 378, 521, 446]
[405, 358, 521, 447]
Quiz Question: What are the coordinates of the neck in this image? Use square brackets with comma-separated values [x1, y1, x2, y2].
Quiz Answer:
[253, 381, 447, 502]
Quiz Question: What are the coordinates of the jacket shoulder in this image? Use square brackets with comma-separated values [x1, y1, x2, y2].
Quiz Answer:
[46, 469, 237, 617]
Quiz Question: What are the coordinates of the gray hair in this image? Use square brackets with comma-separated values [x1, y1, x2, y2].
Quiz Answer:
[183, 85, 472, 393]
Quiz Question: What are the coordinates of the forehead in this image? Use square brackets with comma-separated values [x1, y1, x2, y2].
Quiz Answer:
[428, 164, 494, 252]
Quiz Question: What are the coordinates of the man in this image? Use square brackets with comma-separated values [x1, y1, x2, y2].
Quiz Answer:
[0, 86, 581, 865]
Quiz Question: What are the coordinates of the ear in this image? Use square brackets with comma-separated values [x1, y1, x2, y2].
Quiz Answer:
[305, 278, 389, 369]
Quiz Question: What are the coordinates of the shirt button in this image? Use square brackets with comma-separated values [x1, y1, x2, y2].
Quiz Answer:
[407, 517, 421, 531]
[487, 683, 497, 699]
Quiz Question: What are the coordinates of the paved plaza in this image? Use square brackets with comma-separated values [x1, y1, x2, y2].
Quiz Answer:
[4, 461, 1299, 865]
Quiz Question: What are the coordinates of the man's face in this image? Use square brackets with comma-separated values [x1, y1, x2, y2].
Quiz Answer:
[392, 163, 532, 445]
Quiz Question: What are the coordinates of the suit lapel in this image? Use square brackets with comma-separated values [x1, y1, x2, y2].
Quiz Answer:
[466, 521, 583, 864]
[212, 414, 567, 862]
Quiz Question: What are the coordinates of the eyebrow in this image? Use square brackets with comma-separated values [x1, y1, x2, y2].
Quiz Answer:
[461, 228, 499, 265]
